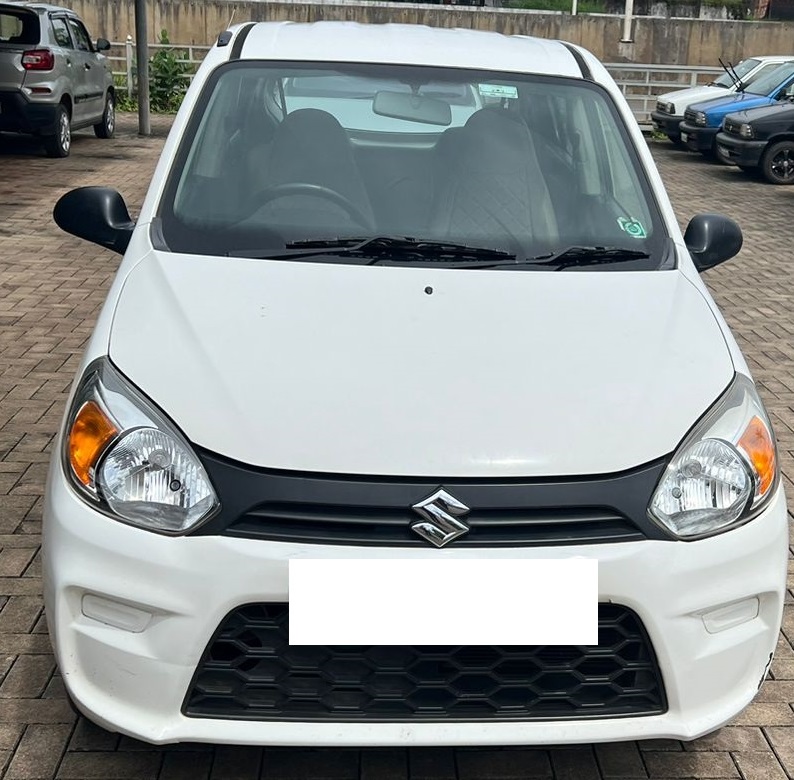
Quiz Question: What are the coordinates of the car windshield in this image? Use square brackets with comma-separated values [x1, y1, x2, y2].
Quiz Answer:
[747, 62, 794, 96]
[159, 62, 667, 270]
[711, 58, 760, 88]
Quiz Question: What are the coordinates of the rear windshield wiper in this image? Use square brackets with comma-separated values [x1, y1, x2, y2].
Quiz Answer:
[228, 236, 516, 264]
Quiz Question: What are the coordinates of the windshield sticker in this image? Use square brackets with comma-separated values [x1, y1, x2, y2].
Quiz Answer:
[617, 217, 647, 239]
[478, 84, 518, 100]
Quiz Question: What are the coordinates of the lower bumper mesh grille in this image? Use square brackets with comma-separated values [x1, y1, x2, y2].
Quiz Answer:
[184, 603, 666, 722]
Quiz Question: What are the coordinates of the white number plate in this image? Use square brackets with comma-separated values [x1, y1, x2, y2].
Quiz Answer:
[289, 558, 598, 645]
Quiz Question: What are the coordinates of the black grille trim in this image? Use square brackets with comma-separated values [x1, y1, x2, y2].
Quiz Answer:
[684, 108, 698, 123]
[192, 450, 672, 545]
[183, 603, 667, 722]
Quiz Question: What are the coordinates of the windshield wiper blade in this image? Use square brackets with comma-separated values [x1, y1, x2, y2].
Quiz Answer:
[231, 236, 517, 263]
[526, 245, 651, 270]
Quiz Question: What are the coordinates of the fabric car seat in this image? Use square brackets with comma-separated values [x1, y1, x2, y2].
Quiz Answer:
[429, 108, 558, 254]
[259, 108, 375, 234]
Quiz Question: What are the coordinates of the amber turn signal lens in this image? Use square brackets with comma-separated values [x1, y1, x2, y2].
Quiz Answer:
[68, 401, 118, 487]
[738, 415, 777, 497]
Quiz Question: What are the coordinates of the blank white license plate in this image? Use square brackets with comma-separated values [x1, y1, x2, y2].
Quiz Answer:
[288, 558, 598, 645]
[680, 132, 689, 142]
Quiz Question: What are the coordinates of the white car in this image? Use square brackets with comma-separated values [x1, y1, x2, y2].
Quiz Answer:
[44, 21, 787, 747]
[651, 55, 793, 144]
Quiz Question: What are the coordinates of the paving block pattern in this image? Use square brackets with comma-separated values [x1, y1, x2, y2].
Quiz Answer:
[1, 116, 793, 778]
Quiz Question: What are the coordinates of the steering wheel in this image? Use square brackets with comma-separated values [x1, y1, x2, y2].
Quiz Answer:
[238, 182, 375, 231]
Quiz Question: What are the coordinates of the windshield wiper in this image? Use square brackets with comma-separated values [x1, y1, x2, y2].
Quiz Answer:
[230, 236, 517, 264]
[529, 246, 651, 270]
[459, 246, 652, 271]
[718, 57, 744, 92]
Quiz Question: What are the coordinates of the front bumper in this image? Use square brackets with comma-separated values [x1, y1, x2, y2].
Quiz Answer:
[0, 90, 59, 135]
[43, 457, 788, 746]
[715, 132, 767, 167]
[650, 111, 684, 136]
[679, 122, 719, 152]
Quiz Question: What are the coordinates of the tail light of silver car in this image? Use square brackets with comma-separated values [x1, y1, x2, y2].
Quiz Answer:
[21, 49, 54, 71]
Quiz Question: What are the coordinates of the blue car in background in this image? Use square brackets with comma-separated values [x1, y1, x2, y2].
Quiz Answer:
[679, 61, 794, 155]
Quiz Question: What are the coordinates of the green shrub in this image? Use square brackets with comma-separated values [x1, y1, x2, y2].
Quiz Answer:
[149, 29, 191, 113]
[505, 0, 607, 11]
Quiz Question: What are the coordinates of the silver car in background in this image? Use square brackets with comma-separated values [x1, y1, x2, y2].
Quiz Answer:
[0, 2, 113, 157]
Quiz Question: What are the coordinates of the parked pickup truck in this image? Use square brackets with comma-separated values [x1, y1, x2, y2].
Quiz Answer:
[651, 56, 794, 146]
[717, 98, 794, 183]
[0, 2, 114, 157]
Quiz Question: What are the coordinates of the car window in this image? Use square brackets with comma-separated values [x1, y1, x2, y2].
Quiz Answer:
[743, 61, 792, 87]
[0, 10, 39, 45]
[50, 18, 72, 48]
[161, 62, 667, 270]
[747, 62, 794, 96]
[711, 58, 760, 88]
[66, 19, 93, 52]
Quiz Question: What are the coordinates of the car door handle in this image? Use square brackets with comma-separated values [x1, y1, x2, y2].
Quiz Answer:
[84, 63, 91, 70]
[66, 58, 71, 66]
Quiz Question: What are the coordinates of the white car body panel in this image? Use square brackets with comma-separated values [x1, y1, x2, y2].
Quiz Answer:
[109, 253, 733, 477]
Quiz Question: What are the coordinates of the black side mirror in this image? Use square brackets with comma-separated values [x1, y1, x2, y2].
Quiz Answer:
[684, 213, 742, 272]
[53, 187, 135, 254]
[96, 37, 111, 51]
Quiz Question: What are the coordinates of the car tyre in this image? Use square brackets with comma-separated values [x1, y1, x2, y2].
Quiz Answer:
[94, 93, 115, 139]
[44, 104, 71, 158]
[761, 140, 794, 184]
[666, 134, 683, 147]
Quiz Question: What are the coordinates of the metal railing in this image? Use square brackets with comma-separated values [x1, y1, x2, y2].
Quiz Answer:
[108, 38, 723, 129]
[604, 63, 724, 127]
[109, 37, 210, 98]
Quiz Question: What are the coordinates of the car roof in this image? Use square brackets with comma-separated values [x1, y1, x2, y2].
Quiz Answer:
[0, 1, 76, 14]
[755, 55, 794, 61]
[237, 22, 584, 80]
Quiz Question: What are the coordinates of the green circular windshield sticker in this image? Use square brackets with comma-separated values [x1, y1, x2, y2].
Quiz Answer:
[617, 217, 647, 239]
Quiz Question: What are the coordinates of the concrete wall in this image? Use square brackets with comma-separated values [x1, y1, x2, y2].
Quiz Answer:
[68, 0, 794, 66]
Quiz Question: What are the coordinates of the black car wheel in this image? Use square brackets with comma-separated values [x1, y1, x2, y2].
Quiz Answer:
[762, 141, 794, 185]
[94, 93, 115, 139]
[666, 134, 683, 147]
[43, 104, 71, 158]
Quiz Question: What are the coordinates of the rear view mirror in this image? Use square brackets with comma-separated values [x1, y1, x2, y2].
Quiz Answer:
[373, 91, 452, 126]
[684, 213, 742, 272]
[96, 38, 111, 51]
[53, 187, 135, 254]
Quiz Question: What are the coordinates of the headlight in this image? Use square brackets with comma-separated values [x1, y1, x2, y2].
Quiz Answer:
[63, 357, 219, 534]
[695, 111, 707, 126]
[739, 123, 755, 138]
[663, 101, 675, 114]
[649, 374, 778, 539]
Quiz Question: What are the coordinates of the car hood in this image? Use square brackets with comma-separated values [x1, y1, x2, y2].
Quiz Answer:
[108, 252, 734, 477]
[690, 91, 774, 118]
[725, 101, 794, 124]
[657, 84, 729, 113]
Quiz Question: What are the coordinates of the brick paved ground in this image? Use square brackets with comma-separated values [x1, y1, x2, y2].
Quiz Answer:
[0, 114, 793, 779]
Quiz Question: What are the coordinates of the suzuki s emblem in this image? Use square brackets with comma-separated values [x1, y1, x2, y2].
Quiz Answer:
[411, 489, 470, 547]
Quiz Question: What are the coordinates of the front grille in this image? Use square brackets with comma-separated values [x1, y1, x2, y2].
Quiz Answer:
[232, 503, 642, 546]
[184, 603, 667, 722]
[684, 108, 698, 123]
[193, 450, 672, 545]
